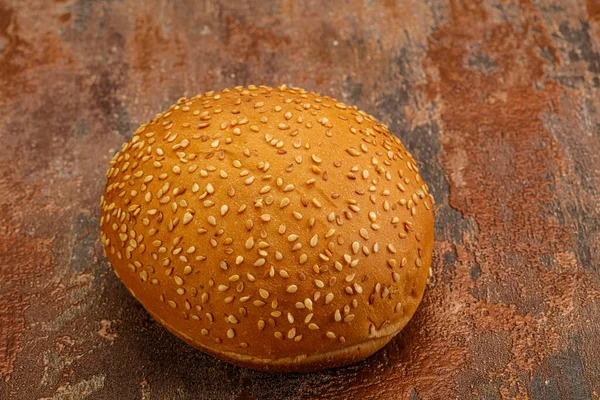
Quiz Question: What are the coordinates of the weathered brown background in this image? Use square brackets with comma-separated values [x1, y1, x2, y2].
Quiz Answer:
[1, 0, 599, 399]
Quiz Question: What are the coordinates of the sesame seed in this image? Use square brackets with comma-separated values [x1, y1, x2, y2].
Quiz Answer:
[308, 323, 319, 330]
[183, 266, 192, 275]
[286, 285, 298, 293]
[310, 235, 318, 247]
[347, 147, 360, 156]
[139, 270, 148, 281]
[359, 228, 369, 240]
[258, 320, 265, 330]
[279, 197, 290, 208]
[246, 237, 254, 249]
[200, 292, 209, 303]
[227, 329, 235, 338]
[333, 310, 342, 322]
[259, 289, 270, 299]
[304, 298, 313, 310]
[219, 260, 229, 271]
[183, 212, 193, 225]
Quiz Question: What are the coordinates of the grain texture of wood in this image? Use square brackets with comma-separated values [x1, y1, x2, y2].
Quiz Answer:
[1, 0, 599, 399]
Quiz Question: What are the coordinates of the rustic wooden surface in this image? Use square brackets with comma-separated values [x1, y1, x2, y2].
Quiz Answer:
[1, 0, 599, 399]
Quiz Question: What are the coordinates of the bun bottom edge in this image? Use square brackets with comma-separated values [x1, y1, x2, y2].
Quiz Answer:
[148, 310, 404, 372]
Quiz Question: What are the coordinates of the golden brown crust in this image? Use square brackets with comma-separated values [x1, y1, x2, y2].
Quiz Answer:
[146, 306, 402, 372]
[101, 85, 434, 372]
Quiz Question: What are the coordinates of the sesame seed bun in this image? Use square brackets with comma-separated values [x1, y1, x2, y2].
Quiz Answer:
[100, 85, 434, 372]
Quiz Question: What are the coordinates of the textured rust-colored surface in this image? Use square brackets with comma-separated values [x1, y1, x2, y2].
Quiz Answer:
[1, 0, 599, 399]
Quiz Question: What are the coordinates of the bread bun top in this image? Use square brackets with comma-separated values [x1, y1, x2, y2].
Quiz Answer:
[100, 85, 434, 367]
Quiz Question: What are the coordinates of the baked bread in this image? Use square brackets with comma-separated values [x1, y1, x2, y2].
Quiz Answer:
[100, 85, 434, 372]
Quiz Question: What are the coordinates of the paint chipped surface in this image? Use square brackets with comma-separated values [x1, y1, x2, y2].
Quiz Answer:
[0, 0, 599, 399]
